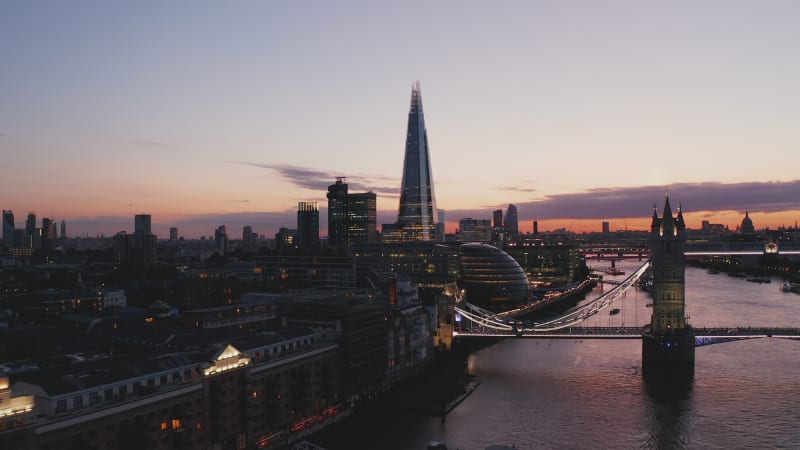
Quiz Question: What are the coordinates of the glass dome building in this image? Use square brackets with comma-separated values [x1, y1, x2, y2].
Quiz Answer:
[458, 243, 531, 311]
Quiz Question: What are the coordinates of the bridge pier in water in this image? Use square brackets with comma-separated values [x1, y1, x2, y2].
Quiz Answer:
[642, 330, 695, 380]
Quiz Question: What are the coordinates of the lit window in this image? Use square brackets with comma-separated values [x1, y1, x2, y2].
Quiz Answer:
[172, 419, 182, 430]
[161, 421, 168, 431]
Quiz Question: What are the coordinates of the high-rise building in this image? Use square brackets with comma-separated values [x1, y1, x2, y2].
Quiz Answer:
[25, 212, 36, 247]
[348, 192, 377, 244]
[243, 226, 254, 245]
[134, 214, 151, 235]
[533, 220, 539, 235]
[493, 209, 503, 229]
[61, 219, 66, 240]
[503, 204, 519, 238]
[327, 178, 377, 247]
[25, 213, 36, 235]
[602, 221, 610, 234]
[215, 225, 228, 256]
[492, 209, 504, 242]
[297, 202, 319, 249]
[436, 209, 445, 240]
[327, 177, 350, 247]
[41, 218, 56, 252]
[2, 210, 13, 247]
[384, 82, 439, 242]
[42, 218, 57, 240]
[127, 214, 157, 264]
[169, 227, 179, 241]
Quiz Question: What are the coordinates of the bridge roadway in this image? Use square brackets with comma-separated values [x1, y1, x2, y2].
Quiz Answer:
[580, 241, 800, 257]
[453, 326, 800, 342]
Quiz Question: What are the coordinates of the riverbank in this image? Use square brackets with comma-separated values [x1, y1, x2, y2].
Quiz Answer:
[688, 260, 800, 284]
[385, 341, 488, 416]
[308, 339, 498, 448]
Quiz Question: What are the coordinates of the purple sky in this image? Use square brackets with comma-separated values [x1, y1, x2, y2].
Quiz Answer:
[2, 1, 798, 237]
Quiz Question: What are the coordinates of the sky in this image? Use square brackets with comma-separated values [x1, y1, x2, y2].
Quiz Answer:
[2, 1, 799, 238]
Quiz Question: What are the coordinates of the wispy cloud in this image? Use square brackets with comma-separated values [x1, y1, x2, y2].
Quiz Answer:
[494, 186, 538, 193]
[128, 139, 172, 148]
[231, 161, 401, 196]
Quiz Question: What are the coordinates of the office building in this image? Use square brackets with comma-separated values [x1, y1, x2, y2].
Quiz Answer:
[349, 193, 377, 245]
[127, 214, 157, 264]
[169, 226, 178, 241]
[2, 210, 13, 247]
[25, 213, 36, 240]
[493, 210, 503, 229]
[436, 209, 445, 240]
[602, 221, 610, 234]
[327, 179, 378, 247]
[503, 204, 519, 239]
[41, 218, 56, 252]
[456, 218, 492, 242]
[383, 82, 439, 242]
[242, 226, 254, 245]
[60, 219, 66, 240]
[215, 225, 228, 256]
[275, 227, 298, 251]
[327, 177, 349, 246]
[134, 214, 151, 235]
[112, 231, 130, 265]
[491, 209, 504, 242]
[351, 242, 460, 292]
[297, 202, 319, 249]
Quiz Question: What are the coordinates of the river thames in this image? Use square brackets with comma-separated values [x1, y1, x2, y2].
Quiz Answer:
[315, 260, 800, 449]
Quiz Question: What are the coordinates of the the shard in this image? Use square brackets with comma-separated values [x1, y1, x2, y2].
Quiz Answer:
[391, 81, 438, 241]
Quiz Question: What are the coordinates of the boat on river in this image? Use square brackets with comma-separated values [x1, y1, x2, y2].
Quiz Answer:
[747, 277, 771, 284]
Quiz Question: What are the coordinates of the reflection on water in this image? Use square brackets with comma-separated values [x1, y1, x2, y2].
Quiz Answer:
[643, 379, 693, 450]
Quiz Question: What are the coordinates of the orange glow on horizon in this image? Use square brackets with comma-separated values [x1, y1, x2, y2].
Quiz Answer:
[445, 210, 800, 235]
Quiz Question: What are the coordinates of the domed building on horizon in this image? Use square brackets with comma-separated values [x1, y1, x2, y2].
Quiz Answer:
[741, 210, 755, 235]
[458, 243, 531, 312]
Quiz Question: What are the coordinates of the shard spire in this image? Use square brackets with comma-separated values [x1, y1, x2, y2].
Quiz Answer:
[397, 81, 438, 241]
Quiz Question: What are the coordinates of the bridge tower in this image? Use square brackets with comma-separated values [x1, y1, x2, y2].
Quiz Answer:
[642, 195, 695, 380]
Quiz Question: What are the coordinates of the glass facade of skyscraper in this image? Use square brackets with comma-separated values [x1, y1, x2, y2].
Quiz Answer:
[388, 81, 439, 242]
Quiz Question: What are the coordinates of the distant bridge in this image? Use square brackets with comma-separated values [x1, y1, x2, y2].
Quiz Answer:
[684, 241, 800, 256]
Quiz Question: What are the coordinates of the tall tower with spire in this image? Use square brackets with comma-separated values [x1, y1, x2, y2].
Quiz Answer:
[642, 195, 694, 380]
[384, 82, 439, 242]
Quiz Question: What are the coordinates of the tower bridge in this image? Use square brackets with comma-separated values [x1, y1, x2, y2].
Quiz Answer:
[448, 197, 800, 380]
